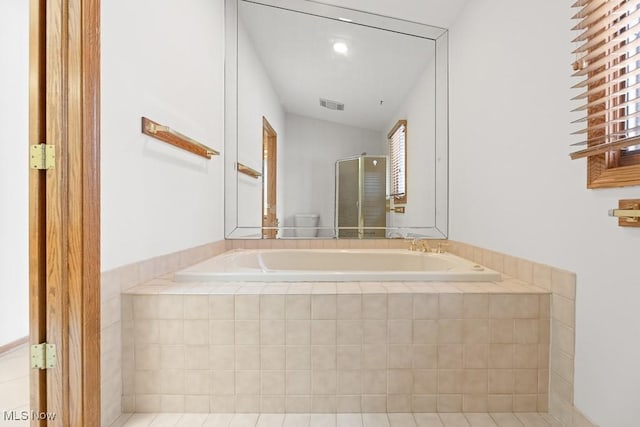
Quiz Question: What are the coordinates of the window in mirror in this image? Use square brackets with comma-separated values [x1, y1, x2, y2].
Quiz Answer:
[388, 120, 407, 204]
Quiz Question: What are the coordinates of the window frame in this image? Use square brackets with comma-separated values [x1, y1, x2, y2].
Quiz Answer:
[388, 119, 407, 204]
[579, 0, 640, 188]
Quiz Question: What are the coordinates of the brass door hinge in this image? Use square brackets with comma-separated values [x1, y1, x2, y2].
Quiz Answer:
[30, 144, 55, 170]
[31, 343, 57, 369]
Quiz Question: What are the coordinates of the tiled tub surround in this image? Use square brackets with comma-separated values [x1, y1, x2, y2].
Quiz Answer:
[122, 279, 550, 414]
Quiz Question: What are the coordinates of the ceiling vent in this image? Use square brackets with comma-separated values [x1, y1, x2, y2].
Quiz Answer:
[319, 98, 345, 111]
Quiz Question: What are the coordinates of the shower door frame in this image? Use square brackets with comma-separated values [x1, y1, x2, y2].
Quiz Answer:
[29, 0, 101, 425]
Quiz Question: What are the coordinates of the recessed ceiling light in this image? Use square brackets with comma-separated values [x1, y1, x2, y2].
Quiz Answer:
[333, 42, 348, 55]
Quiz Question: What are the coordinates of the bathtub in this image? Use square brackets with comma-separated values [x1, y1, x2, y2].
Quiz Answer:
[174, 249, 502, 282]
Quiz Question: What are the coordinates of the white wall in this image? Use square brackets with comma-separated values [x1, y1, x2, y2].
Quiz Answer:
[386, 58, 437, 229]
[449, 1, 640, 425]
[282, 113, 385, 237]
[237, 19, 286, 231]
[101, 0, 225, 271]
[0, 0, 29, 347]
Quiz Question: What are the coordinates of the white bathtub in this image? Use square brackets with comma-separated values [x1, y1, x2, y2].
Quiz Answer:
[174, 249, 502, 282]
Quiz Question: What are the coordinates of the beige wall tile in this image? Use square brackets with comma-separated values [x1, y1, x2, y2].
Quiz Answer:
[487, 394, 513, 412]
[414, 320, 438, 344]
[388, 294, 412, 319]
[285, 370, 311, 395]
[184, 295, 209, 319]
[235, 321, 260, 345]
[514, 344, 538, 369]
[235, 295, 259, 320]
[337, 370, 361, 394]
[413, 370, 437, 394]
[551, 268, 576, 300]
[516, 259, 533, 283]
[438, 344, 463, 369]
[184, 370, 211, 395]
[337, 295, 362, 319]
[159, 345, 184, 370]
[437, 369, 462, 394]
[550, 346, 574, 383]
[438, 319, 464, 344]
[261, 295, 285, 319]
[363, 320, 387, 344]
[503, 256, 518, 278]
[437, 394, 462, 412]
[488, 369, 514, 394]
[532, 263, 552, 291]
[337, 345, 361, 370]
[286, 346, 311, 370]
[362, 295, 387, 319]
[157, 295, 184, 319]
[210, 320, 234, 345]
[286, 320, 311, 345]
[388, 320, 413, 344]
[234, 395, 259, 412]
[463, 344, 488, 369]
[439, 294, 463, 318]
[336, 395, 361, 413]
[337, 320, 363, 345]
[210, 395, 236, 412]
[549, 391, 574, 427]
[311, 320, 336, 345]
[362, 345, 387, 370]
[312, 346, 337, 370]
[387, 394, 412, 412]
[135, 394, 160, 412]
[236, 371, 260, 395]
[514, 319, 539, 344]
[514, 369, 538, 394]
[413, 294, 438, 319]
[261, 396, 285, 413]
[184, 345, 209, 370]
[413, 345, 437, 369]
[210, 295, 234, 320]
[157, 320, 184, 344]
[552, 294, 575, 327]
[489, 344, 513, 369]
[312, 395, 337, 412]
[490, 319, 514, 343]
[462, 395, 488, 412]
[286, 396, 311, 413]
[312, 295, 337, 319]
[262, 320, 286, 345]
[552, 319, 575, 356]
[513, 394, 537, 412]
[361, 395, 387, 412]
[185, 320, 209, 345]
[362, 370, 387, 394]
[261, 346, 285, 370]
[389, 345, 413, 369]
[462, 369, 488, 394]
[236, 345, 260, 370]
[550, 371, 574, 404]
[262, 371, 285, 395]
[463, 319, 489, 344]
[133, 296, 158, 319]
[286, 295, 311, 319]
[463, 294, 489, 318]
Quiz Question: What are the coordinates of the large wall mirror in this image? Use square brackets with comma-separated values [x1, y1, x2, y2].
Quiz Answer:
[225, 0, 448, 239]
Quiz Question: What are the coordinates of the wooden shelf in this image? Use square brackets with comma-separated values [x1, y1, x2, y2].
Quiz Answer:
[141, 117, 220, 159]
[237, 162, 262, 179]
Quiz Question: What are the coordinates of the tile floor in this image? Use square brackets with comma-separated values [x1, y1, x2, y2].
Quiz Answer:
[109, 412, 563, 427]
[0, 346, 564, 427]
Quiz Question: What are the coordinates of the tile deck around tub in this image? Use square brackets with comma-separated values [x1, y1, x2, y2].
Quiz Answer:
[123, 275, 548, 296]
[122, 273, 550, 415]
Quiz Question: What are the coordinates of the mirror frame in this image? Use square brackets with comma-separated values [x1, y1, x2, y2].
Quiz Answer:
[224, 0, 449, 239]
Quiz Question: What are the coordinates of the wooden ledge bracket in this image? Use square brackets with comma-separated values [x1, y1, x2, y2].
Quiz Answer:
[609, 199, 640, 227]
[141, 116, 220, 159]
[237, 162, 262, 179]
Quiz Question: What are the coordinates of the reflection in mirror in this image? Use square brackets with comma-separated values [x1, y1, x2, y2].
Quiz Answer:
[225, 0, 448, 239]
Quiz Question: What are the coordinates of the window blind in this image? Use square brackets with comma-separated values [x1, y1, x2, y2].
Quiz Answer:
[388, 120, 407, 203]
[570, 0, 640, 159]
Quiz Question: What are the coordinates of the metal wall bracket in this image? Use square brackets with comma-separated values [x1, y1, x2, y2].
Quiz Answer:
[30, 144, 55, 170]
[609, 199, 640, 227]
[31, 343, 57, 369]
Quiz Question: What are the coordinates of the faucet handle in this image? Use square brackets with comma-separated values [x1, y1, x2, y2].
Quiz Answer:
[408, 238, 418, 251]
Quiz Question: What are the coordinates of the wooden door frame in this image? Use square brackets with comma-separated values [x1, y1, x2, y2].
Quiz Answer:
[29, 0, 101, 425]
[262, 117, 277, 239]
